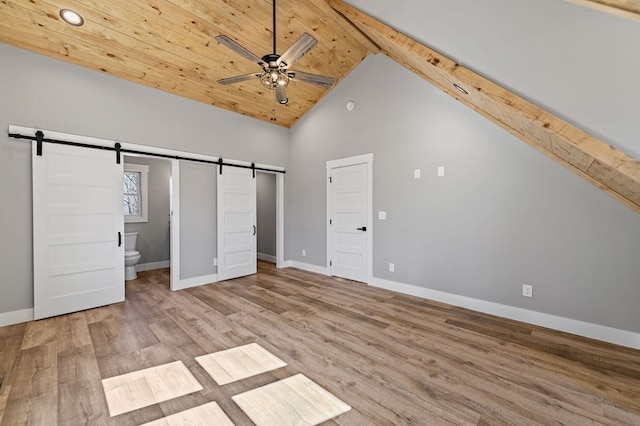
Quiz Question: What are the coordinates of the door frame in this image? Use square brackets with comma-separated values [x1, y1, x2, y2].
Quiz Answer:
[11, 125, 285, 294]
[326, 153, 373, 284]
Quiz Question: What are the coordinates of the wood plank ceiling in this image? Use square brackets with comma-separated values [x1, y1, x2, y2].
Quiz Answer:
[0, 0, 375, 127]
[1, 0, 639, 213]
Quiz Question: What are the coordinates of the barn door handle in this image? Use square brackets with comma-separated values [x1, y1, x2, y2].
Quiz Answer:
[118, 232, 122, 247]
[253, 225, 257, 236]
[357, 226, 367, 231]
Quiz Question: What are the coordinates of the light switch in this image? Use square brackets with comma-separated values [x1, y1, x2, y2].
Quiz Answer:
[437, 166, 445, 177]
[378, 211, 387, 220]
[414, 169, 421, 179]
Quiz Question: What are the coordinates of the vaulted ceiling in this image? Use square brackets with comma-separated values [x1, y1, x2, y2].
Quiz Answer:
[0, 0, 376, 127]
[1, 0, 639, 213]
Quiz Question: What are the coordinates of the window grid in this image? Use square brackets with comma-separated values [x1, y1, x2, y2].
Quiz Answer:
[123, 171, 141, 216]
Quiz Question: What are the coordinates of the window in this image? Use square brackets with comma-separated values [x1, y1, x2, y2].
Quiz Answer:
[124, 163, 148, 223]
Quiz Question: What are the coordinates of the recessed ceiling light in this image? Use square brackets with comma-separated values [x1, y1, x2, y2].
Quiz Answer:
[453, 84, 468, 95]
[60, 9, 84, 26]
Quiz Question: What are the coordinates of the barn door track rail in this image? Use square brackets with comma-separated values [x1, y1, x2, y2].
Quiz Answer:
[9, 128, 285, 175]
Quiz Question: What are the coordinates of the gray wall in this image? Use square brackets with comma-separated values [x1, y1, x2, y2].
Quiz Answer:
[124, 156, 171, 265]
[257, 172, 277, 258]
[0, 42, 288, 315]
[288, 54, 640, 333]
[179, 161, 217, 280]
[345, 0, 640, 159]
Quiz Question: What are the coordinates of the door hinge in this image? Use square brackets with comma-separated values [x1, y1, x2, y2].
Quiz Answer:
[329, 219, 332, 225]
[329, 176, 332, 183]
[329, 260, 332, 266]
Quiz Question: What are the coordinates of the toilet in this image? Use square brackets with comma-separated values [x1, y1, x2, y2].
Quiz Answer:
[124, 232, 142, 281]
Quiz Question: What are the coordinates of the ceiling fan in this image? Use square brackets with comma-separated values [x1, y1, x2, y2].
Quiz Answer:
[215, 0, 335, 105]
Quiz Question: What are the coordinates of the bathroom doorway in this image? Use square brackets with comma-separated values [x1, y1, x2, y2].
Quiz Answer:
[256, 172, 277, 264]
[123, 155, 172, 287]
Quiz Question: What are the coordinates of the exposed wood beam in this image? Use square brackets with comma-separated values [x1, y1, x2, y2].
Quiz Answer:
[566, 0, 640, 22]
[329, 0, 640, 214]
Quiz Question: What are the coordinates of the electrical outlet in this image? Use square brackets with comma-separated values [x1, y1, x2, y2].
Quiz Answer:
[213, 258, 218, 266]
[302, 249, 306, 257]
[389, 263, 395, 272]
[437, 166, 445, 177]
[522, 284, 533, 298]
[414, 169, 421, 179]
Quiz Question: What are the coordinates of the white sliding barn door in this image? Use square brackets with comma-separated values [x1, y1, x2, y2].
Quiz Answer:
[33, 143, 124, 320]
[217, 166, 257, 281]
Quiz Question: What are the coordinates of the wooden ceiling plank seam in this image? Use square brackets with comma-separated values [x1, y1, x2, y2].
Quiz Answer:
[32, 0, 334, 124]
[168, 0, 360, 77]
[0, 19, 291, 125]
[158, 0, 356, 124]
[329, 0, 640, 214]
[306, 0, 379, 54]
[164, 0, 287, 57]
[130, 0, 280, 70]
[1, 1, 267, 104]
[43, 0, 249, 78]
[565, 0, 640, 22]
[1, 0, 309, 125]
[0, 24, 195, 100]
[34, 0, 218, 77]
[1, 0, 370, 127]
[290, 0, 378, 58]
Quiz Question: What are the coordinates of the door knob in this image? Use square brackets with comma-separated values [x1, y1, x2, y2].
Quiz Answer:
[357, 226, 367, 231]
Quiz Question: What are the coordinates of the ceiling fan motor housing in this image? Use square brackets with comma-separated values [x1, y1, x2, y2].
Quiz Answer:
[259, 54, 290, 90]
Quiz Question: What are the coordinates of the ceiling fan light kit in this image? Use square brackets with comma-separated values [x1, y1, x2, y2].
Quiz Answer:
[216, 0, 334, 105]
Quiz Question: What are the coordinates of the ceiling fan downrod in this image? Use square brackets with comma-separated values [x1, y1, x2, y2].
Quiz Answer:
[272, 0, 277, 55]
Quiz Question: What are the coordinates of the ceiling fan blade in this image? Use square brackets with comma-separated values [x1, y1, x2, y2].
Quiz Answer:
[277, 33, 317, 67]
[218, 73, 260, 85]
[275, 87, 288, 104]
[215, 35, 264, 66]
[289, 71, 334, 87]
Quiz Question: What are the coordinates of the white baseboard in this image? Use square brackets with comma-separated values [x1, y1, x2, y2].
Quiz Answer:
[370, 277, 640, 350]
[284, 260, 330, 276]
[257, 253, 277, 263]
[0, 308, 34, 327]
[173, 273, 218, 291]
[136, 260, 170, 272]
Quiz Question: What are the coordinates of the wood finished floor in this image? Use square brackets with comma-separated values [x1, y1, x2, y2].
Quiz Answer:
[1, 261, 639, 425]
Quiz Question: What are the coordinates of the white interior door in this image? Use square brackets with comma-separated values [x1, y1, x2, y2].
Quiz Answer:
[328, 162, 369, 283]
[33, 143, 124, 320]
[217, 166, 256, 281]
